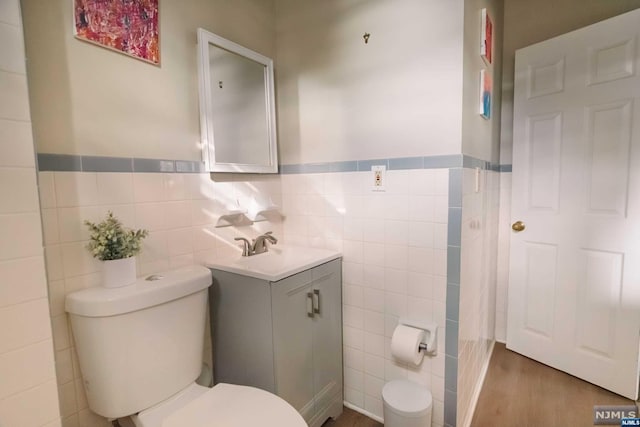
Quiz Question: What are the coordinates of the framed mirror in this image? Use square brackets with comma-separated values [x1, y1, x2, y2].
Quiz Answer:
[197, 29, 278, 173]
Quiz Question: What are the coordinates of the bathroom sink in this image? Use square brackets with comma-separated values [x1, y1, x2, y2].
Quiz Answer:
[205, 245, 341, 281]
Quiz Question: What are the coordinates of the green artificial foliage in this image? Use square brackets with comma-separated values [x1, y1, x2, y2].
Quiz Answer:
[84, 211, 149, 261]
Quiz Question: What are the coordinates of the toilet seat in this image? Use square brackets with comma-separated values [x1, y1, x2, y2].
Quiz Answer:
[132, 383, 306, 427]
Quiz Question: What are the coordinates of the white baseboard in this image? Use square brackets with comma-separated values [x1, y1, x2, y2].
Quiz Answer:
[461, 340, 496, 427]
[343, 401, 384, 424]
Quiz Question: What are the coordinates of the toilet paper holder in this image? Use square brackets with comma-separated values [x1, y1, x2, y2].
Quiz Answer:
[399, 318, 438, 356]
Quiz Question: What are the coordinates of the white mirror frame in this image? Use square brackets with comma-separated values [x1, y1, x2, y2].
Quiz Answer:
[197, 28, 278, 173]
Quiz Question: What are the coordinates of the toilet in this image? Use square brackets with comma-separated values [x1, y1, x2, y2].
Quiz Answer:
[382, 379, 433, 427]
[65, 265, 306, 427]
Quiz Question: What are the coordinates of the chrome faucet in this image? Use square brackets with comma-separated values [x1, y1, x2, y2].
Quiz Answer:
[234, 237, 252, 257]
[235, 232, 278, 256]
[251, 231, 278, 255]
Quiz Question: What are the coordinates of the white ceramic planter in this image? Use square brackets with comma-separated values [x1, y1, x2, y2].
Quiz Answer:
[102, 257, 137, 288]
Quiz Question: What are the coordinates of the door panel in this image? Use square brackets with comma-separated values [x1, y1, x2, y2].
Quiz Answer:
[526, 113, 562, 211]
[585, 100, 632, 216]
[527, 58, 565, 98]
[587, 38, 636, 85]
[575, 249, 623, 358]
[523, 242, 558, 338]
[508, 8, 640, 400]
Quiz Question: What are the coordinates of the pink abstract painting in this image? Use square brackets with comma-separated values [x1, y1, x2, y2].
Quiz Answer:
[74, 0, 159, 65]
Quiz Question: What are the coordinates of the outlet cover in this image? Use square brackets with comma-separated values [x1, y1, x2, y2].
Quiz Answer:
[372, 165, 386, 192]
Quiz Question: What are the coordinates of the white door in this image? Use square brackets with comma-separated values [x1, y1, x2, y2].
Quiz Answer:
[507, 8, 640, 400]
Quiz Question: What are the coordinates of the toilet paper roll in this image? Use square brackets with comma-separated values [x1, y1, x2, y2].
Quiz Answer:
[391, 324, 426, 365]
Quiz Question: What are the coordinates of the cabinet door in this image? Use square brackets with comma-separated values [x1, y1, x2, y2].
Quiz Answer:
[311, 260, 343, 412]
[271, 270, 314, 422]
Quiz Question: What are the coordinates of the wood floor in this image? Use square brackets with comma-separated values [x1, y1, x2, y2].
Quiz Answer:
[471, 343, 636, 427]
[322, 344, 636, 426]
[322, 407, 382, 427]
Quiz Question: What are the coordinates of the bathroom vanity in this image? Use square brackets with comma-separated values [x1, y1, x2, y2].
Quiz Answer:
[207, 247, 343, 427]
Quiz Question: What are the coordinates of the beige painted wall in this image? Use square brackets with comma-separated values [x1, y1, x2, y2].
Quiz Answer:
[22, 0, 275, 161]
[461, 0, 503, 163]
[499, 0, 640, 163]
[275, 0, 465, 164]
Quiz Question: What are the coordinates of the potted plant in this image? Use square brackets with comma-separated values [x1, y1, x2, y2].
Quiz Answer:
[85, 211, 149, 288]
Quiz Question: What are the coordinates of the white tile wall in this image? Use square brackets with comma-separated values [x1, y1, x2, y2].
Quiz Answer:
[457, 169, 499, 426]
[281, 169, 448, 425]
[0, 1, 61, 425]
[495, 173, 512, 342]
[39, 171, 283, 425]
[0, 119, 35, 167]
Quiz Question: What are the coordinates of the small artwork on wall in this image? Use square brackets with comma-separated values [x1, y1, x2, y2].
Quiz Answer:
[480, 8, 493, 64]
[479, 69, 492, 119]
[73, 0, 160, 65]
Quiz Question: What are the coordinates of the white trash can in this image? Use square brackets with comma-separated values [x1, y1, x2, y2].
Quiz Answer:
[382, 380, 432, 427]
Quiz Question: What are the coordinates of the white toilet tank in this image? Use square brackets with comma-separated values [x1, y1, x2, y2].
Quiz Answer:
[65, 266, 212, 419]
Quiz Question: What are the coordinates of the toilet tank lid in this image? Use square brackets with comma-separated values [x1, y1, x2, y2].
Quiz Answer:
[65, 266, 212, 317]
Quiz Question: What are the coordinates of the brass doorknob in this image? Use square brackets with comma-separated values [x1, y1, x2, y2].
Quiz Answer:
[512, 221, 525, 232]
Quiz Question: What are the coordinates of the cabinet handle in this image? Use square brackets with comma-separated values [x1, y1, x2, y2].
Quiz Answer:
[307, 292, 314, 318]
[313, 289, 321, 314]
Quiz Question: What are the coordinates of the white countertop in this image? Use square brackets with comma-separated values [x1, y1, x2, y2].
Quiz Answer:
[204, 245, 342, 281]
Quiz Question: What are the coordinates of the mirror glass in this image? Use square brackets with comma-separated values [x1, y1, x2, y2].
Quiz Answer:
[197, 29, 278, 173]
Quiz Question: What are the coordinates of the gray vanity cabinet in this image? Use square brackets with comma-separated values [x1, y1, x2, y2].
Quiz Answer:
[210, 258, 343, 427]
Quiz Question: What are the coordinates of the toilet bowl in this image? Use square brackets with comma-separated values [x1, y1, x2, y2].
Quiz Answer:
[382, 379, 432, 427]
[132, 383, 305, 427]
[65, 266, 306, 427]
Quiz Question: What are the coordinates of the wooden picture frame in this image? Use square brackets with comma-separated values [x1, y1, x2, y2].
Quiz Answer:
[481, 8, 493, 65]
[73, 0, 160, 65]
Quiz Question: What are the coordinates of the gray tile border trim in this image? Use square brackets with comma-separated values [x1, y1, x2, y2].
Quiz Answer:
[446, 284, 460, 321]
[445, 319, 459, 357]
[445, 355, 458, 393]
[299, 163, 332, 174]
[175, 160, 206, 173]
[357, 158, 389, 171]
[444, 389, 458, 427]
[37, 152, 513, 175]
[444, 163, 463, 427]
[446, 246, 461, 285]
[447, 207, 462, 247]
[448, 168, 463, 208]
[388, 156, 423, 170]
[133, 158, 176, 173]
[37, 154, 82, 172]
[82, 156, 133, 172]
[329, 161, 358, 172]
[424, 154, 463, 169]
[280, 164, 303, 174]
[463, 155, 490, 169]
[37, 154, 207, 173]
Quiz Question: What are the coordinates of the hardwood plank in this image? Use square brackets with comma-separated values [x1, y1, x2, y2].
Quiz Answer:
[471, 343, 635, 427]
[322, 407, 382, 427]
